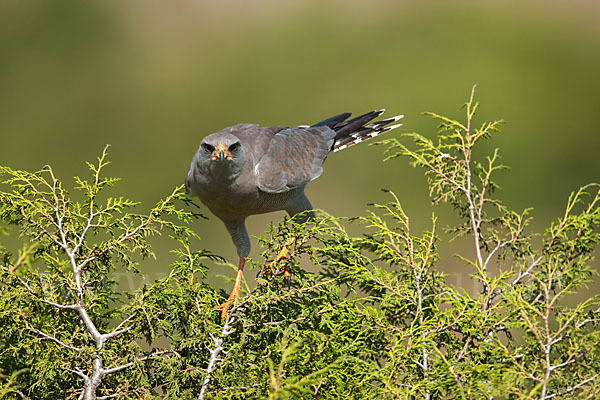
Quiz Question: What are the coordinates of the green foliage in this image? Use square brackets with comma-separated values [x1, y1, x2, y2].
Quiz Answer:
[1, 90, 599, 399]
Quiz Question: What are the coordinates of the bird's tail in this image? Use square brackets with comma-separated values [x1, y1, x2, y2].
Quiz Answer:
[312, 110, 404, 152]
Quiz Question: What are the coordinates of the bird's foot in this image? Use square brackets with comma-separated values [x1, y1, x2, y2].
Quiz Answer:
[217, 257, 245, 321]
[259, 262, 292, 282]
[216, 298, 233, 321]
[259, 236, 295, 281]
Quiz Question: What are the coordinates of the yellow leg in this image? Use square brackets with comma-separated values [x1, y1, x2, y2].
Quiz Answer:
[262, 236, 296, 279]
[216, 257, 245, 321]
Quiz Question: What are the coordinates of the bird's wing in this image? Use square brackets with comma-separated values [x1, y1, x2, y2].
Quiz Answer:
[255, 126, 335, 194]
[226, 124, 284, 159]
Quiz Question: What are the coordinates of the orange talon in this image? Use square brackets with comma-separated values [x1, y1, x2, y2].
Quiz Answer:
[262, 236, 296, 279]
[217, 257, 245, 321]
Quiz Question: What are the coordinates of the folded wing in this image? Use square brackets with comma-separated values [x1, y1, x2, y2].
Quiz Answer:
[255, 126, 335, 193]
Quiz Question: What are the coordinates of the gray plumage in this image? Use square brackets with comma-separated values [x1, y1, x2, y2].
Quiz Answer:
[185, 110, 403, 258]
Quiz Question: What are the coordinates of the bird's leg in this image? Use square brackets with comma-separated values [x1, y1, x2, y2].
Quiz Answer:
[216, 256, 246, 321]
[261, 236, 296, 280]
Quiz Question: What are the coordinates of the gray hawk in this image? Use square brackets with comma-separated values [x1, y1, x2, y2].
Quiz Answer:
[185, 109, 403, 318]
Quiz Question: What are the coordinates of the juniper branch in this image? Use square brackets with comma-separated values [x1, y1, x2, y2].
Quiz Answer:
[198, 312, 238, 400]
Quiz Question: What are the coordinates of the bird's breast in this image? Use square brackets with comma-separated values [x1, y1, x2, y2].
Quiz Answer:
[188, 161, 303, 220]
[192, 180, 303, 221]
[192, 180, 254, 217]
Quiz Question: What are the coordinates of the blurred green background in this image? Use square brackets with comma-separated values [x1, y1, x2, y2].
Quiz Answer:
[1, 0, 599, 291]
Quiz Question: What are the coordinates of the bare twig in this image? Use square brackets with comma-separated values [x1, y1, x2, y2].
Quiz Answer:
[103, 350, 169, 375]
[198, 313, 238, 400]
[544, 374, 599, 399]
[27, 322, 81, 352]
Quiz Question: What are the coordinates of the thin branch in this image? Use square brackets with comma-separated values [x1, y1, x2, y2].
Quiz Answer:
[97, 394, 125, 400]
[3, 266, 80, 310]
[27, 322, 81, 352]
[199, 314, 238, 400]
[67, 367, 90, 384]
[101, 353, 154, 375]
[544, 374, 599, 399]
[496, 339, 542, 383]
[101, 313, 136, 341]
[509, 254, 544, 288]
[576, 305, 600, 328]
[75, 190, 179, 272]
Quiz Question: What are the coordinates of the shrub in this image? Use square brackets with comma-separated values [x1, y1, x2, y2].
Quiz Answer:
[1, 88, 598, 399]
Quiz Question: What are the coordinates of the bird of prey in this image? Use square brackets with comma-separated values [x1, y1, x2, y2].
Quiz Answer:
[185, 109, 403, 318]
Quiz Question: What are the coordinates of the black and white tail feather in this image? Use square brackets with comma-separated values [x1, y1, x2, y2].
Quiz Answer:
[310, 109, 404, 152]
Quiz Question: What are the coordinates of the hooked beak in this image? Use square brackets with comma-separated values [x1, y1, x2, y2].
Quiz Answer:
[210, 143, 232, 161]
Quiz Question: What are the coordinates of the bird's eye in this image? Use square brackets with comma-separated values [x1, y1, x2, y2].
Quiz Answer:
[202, 144, 214, 153]
[229, 142, 240, 153]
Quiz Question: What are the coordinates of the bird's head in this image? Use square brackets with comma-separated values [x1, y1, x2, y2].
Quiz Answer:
[194, 132, 248, 183]
[198, 133, 244, 164]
